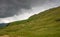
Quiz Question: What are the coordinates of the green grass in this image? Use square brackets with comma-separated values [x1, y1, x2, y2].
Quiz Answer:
[0, 7, 60, 37]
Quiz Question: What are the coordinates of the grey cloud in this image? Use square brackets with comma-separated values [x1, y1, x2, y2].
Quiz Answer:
[0, 0, 31, 18]
[0, 0, 60, 18]
[0, 0, 48, 18]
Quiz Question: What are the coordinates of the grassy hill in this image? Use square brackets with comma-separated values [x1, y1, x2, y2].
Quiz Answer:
[0, 7, 60, 37]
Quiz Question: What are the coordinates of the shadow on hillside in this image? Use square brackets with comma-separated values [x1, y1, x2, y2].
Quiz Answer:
[56, 19, 60, 21]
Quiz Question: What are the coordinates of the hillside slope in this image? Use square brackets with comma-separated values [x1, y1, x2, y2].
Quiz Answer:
[0, 7, 60, 37]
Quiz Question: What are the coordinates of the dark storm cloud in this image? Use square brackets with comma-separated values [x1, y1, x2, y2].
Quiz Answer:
[0, 0, 47, 18]
[0, 0, 60, 23]
[0, 0, 31, 18]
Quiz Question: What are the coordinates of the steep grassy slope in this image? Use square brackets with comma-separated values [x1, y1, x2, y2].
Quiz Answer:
[0, 7, 60, 37]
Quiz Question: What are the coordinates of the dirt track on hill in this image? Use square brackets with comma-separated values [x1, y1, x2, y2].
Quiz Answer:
[0, 35, 9, 37]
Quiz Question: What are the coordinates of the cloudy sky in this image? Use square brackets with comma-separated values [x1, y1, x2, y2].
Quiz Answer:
[0, 0, 60, 23]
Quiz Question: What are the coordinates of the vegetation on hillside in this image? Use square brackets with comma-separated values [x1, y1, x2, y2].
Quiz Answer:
[0, 7, 60, 37]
